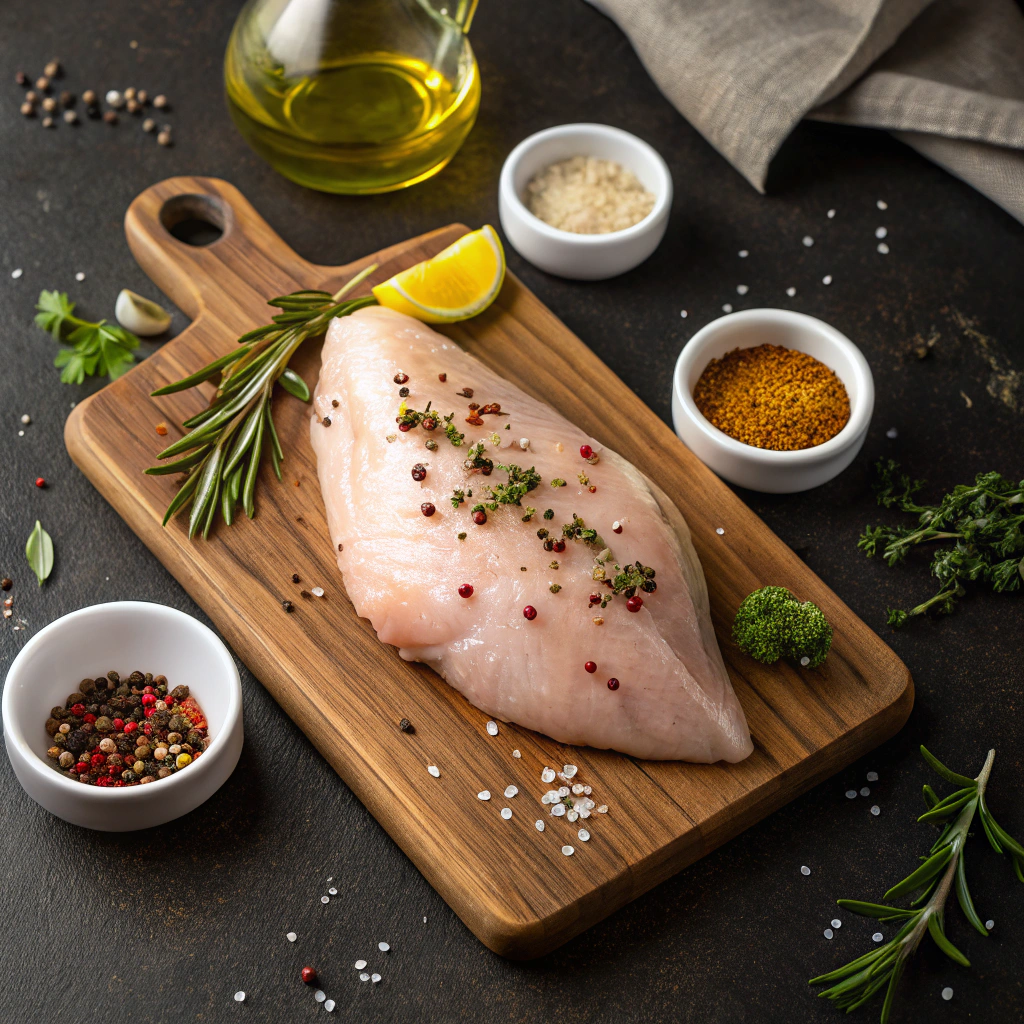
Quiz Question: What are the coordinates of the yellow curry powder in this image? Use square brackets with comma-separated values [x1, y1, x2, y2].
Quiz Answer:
[692, 344, 850, 451]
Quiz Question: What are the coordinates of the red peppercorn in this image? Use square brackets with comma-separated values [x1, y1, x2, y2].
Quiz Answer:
[626, 595, 643, 613]
[143, 723, 153, 735]
[398, 422, 411, 432]
[143, 685, 155, 695]
[607, 677, 620, 690]
[71, 703, 85, 717]
[458, 584, 474, 598]
[552, 539, 566, 553]
[589, 593, 601, 605]
[420, 502, 436, 517]
[584, 661, 597, 674]
[112, 718, 124, 731]
[35, 477, 46, 488]
[394, 372, 409, 385]
[580, 444, 593, 460]
[422, 417, 437, 431]
[144, 707, 157, 718]
[90, 753, 107, 767]
[114, 780, 127, 787]
[588, 485, 597, 493]
[472, 509, 487, 525]
[108, 765, 118, 776]
[523, 605, 537, 620]
[75, 762, 89, 774]
[438, 372, 447, 382]
[83, 713, 97, 724]
[124, 721, 138, 734]
[301, 966, 317, 984]
[613, 522, 623, 534]
[411, 463, 427, 481]
[141, 693, 156, 706]
[96, 776, 111, 787]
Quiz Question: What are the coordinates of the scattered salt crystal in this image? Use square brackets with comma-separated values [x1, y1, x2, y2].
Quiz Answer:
[321, 896, 330, 904]
[583, 786, 591, 795]
[551, 804, 566, 817]
[875, 227, 887, 239]
[427, 765, 440, 777]
[722, 303, 733, 313]
[680, 309, 687, 318]
[886, 427, 898, 439]
[562, 765, 577, 779]
[518, 438, 530, 451]
[846, 790, 857, 799]
[716, 527, 725, 536]
[325, 998, 336, 1011]
[311, 586, 324, 597]
[75, 271, 85, 281]
[986, 919, 995, 929]
[800, 656, 810, 667]
[802, 235, 814, 247]
[558, 786, 570, 797]
[371, 974, 381, 984]
[827, 209, 836, 219]
[942, 987, 953, 1001]
[315, 990, 326, 1002]
[867, 771, 878, 782]
[877, 242, 889, 254]
[512, 749, 521, 758]
[478, 790, 491, 801]
[579, 808, 590, 818]
[571, 784, 584, 795]
[234, 991, 245, 1002]
[871, 805, 881, 816]
[578, 829, 590, 842]
[801, 865, 811, 876]
[505, 785, 518, 798]
[11, 269, 23, 279]
[824, 928, 834, 940]
[877, 200, 888, 210]
[832, 919, 842, 928]
[786, 286, 796, 297]
[20, 414, 31, 425]
[360, 972, 370, 982]
[287, 932, 297, 942]
[328, 887, 337, 895]
[379, 941, 390, 952]
[736, 284, 749, 295]
[566, 809, 579, 822]
[535, 820, 545, 831]
[873, 932, 884, 943]
[486, 721, 498, 736]
[562, 845, 574, 856]
[597, 805, 608, 814]
[822, 274, 832, 285]
[354, 960, 367, 969]
[17, 430, 23, 437]
[582, 798, 595, 809]
[738, 250, 749, 258]
[861, 787, 871, 797]
[501, 807, 512, 820]
[541, 767, 555, 783]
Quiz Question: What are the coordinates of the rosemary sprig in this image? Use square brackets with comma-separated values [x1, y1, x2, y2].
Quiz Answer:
[146, 265, 378, 537]
[810, 746, 1024, 1022]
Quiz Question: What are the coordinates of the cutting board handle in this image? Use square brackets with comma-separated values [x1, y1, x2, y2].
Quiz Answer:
[124, 176, 313, 326]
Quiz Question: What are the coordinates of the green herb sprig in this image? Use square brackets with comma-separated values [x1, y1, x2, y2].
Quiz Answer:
[561, 513, 601, 546]
[810, 746, 1023, 1022]
[859, 460, 1023, 627]
[35, 290, 140, 384]
[25, 520, 54, 586]
[475, 463, 540, 510]
[146, 266, 378, 537]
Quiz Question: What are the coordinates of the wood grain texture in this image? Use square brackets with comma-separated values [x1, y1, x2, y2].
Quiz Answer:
[64, 177, 913, 959]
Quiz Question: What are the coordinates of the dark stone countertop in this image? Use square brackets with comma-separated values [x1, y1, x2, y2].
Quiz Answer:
[0, 2, 1021, 1022]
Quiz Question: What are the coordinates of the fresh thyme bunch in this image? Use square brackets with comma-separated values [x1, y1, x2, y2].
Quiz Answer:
[810, 746, 1023, 1022]
[146, 265, 377, 538]
[859, 460, 1023, 626]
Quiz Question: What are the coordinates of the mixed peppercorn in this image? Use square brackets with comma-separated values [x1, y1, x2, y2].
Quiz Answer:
[43, 671, 210, 786]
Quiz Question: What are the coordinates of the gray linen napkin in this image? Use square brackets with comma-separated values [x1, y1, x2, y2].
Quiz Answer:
[586, 0, 1024, 223]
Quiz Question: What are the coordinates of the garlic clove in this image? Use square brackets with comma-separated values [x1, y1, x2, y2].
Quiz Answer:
[115, 289, 171, 336]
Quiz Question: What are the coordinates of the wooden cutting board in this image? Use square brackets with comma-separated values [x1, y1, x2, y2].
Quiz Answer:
[65, 177, 913, 959]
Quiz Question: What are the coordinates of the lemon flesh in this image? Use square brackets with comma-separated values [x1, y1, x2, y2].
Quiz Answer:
[372, 225, 505, 323]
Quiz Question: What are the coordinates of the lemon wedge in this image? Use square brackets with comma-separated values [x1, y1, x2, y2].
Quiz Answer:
[372, 225, 505, 324]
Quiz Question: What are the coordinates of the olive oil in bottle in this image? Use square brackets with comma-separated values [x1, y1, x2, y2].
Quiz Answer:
[224, 0, 481, 195]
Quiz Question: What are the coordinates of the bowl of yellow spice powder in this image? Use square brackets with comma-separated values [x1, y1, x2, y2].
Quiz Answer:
[672, 309, 874, 493]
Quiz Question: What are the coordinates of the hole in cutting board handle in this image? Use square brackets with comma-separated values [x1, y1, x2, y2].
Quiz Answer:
[159, 193, 228, 247]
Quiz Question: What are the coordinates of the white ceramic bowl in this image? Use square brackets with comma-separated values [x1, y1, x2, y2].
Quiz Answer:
[2, 601, 243, 831]
[499, 123, 673, 280]
[672, 309, 874, 493]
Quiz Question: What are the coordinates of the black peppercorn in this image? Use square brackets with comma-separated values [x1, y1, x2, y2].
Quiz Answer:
[399, 386, 409, 397]
[322, 417, 331, 427]
[282, 600, 294, 612]
[127, 671, 143, 685]
[66, 692, 86, 706]
[79, 678, 96, 694]
[399, 718, 414, 733]
[66, 730, 88, 754]
[171, 684, 189, 702]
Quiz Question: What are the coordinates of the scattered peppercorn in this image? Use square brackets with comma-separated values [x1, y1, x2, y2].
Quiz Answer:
[399, 718, 414, 733]
[523, 605, 538, 620]
[34, 477, 46, 488]
[15, 71, 27, 86]
[626, 595, 643, 612]
[580, 444, 593, 460]
[472, 509, 487, 525]
[82, 89, 97, 106]
[420, 502, 436, 517]
[552, 539, 566, 553]
[157, 130, 172, 146]
[607, 678, 620, 690]
[425, 439, 439, 451]
[584, 661, 597, 673]
[438, 372, 447, 382]
[63, 110, 77, 124]
[458, 583, 474, 598]
[142, 117, 156, 132]
[398, 387, 410, 398]
[456, 387, 473, 398]
[282, 600, 294, 612]
[301, 967, 317, 984]
[20, 101, 35, 117]
[153, 94, 169, 109]
[291, 573, 301, 584]
[1, 579, 11, 591]
[693, 343, 851, 451]
[394, 371, 409, 385]
[411, 464, 427, 481]
[103, 110, 118, 125]
[36, 76, 50, 92]
[44, 60, 60, 78]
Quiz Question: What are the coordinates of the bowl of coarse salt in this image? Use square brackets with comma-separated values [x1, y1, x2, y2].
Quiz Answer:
[499, 123, 673, 280]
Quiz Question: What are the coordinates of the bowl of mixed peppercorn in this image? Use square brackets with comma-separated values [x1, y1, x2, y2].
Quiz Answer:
[3, 601, 243, 831]
[672, 308, 874, 492]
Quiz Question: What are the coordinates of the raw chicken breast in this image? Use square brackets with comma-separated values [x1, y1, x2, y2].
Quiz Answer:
[310, 306, 752, 763]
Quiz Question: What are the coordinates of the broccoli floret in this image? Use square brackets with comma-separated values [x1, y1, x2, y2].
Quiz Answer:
[732, 586, 833, 668]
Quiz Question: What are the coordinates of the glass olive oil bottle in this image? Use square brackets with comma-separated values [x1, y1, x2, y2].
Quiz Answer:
[225, 0, 481, 194]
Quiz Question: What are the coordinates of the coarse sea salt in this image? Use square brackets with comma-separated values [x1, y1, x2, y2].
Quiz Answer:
[75, 271, 85, 281]
[355, 959, 367, 969]
[886, 427, 898, 439]
[486, 721, 498, 736]
[478, 790, 491, 801]
[551, 804, 566, 817]
[800, 656, 811, 667]
[597, 805, 608, 814]
[736, 284, 749, 295]
[562, 765, 577, 779]
[535, 820, 545, 831]
[867, 771, 879, 782]
[877, 200, 888, 210]
[427, 765, 440, 777]
[875, 227, 887, 239]
[739, 250, 749, 257]
[722, 303, 733, 313]
[541, 767, 556, 783]
[501, 807, 513, 820]
[986, 919, 995, 929]
[512, 749, 521, 758]
[832, 919, 842, 928]
[558, 786, 570, 797]
[571, 784, 584, 795]
[802, 235, 814, 247]
[871, 805, 881, 816]
[372, 974, 382, 984]
[328, 887, 337, 895]
[877, 242, 890, 254]
[680, 309, 688, 318]
[824, 928, 834, 940]
[234, 991, 245, 1002]
[846, 790, 857, 799]
[11, 269, 23, 279]
[287, 932, 297, 942]
[360, 972, 370, 982]
[873, 932, 884, 943]
[562, 845, 574, 856]
[566, 809, 579, 822]
[786, 286, 796, 297]
[325, 998, 336, 1011]
[578, 829, 590, 842]
[716, 527, 725, 536]
[861, 787, 871, 797]
[942, 987, 953, 1001]
[315, 990, 326, 1003]
[801, 865, 811, 876]
[379, 941, 390, 952]
[311, 586, 325, 597]
[827, 209, 836, 219]
[321, 896, 330, 904]
[505, 785, 518, 798]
